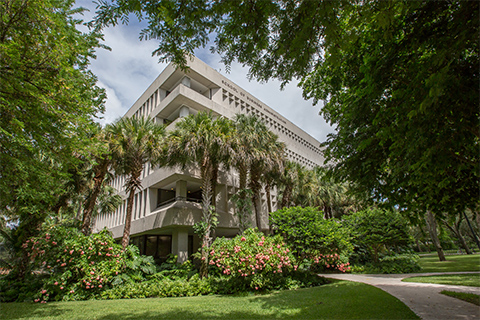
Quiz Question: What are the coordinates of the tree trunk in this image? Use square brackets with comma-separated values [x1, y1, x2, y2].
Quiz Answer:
[82, 159, 109, 235]
[463, 210, 480, 251]
[121, 188, 135, 250]
[265, 184, 272, 213]
[281, 185, 291, 209]
[425, 211, 446, 261]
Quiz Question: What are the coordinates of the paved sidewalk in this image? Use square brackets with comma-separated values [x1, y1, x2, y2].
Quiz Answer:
[318, 272, 480, 320]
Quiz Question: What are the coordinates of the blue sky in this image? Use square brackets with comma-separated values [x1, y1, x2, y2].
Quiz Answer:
[75, 0, 334, 142]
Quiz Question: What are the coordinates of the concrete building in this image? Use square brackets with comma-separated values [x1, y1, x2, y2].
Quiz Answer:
[93, 56, 324, 263]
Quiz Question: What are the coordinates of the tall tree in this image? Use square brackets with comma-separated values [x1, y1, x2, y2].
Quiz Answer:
[108, 117, 166, 250]
[248, 125, 284, 231]
[81, 125, 113, 235]
[0, 0, 105, 278]
[161, 112, 234, 277]
[94, 0, 479, 261]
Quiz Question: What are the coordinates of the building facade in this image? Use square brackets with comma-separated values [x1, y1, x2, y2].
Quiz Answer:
[93, 56, 324, 263]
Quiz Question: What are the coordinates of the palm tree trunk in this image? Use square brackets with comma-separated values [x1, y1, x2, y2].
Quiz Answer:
[82, 159, 109, 235]
[425, 210, 446, 261]
[121, 187, 135, 250]
[281, 185, 291, 208]
[265, 183, 272, 214]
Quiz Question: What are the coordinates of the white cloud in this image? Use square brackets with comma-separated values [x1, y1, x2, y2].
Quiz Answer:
[76, 0, 335, 141]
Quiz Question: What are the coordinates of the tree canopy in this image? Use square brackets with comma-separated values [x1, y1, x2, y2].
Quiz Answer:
[93, 0, 479, 217]
[0, 0, 106, 224]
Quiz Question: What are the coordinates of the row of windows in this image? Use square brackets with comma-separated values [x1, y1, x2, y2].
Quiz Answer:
[221, 89, 322, 156]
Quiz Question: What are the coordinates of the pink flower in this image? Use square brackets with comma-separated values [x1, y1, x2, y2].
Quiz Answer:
[41, 300, 46, 304]
[241, 237, 246, 241]
[52, 241, 57, 245]
[60, 287, 63, 290]
[41, 290, 47, 294]
[34, 299, 40, 303]
[98, 284, 102, 288]
[70, 290, 74, 293]
[81, 251, 84, 255]
[69, 250, 74, 255]
[54, 281, 58, 285]
[61, 263, 66, 267]
[90, 271, 95, 275]
[98, 252, 102, 256]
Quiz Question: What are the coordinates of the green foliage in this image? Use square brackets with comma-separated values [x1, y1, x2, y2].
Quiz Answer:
[0, 0, 106, 240]
[94, 0, 479, 229]
[270, 207, 353, 263]
[206, 228, 327, 292]
[0, 226, 155, 303]
[362, 254, 421, 274]
[209, 229, 297, 291]
[345, 208, 414, 264]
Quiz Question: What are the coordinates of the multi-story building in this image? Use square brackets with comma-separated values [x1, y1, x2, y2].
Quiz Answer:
[93, 56, 324, 263]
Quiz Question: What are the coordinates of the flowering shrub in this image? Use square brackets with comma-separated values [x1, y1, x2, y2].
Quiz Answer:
[23, 226, 154, 302]
[209, 229, 298, 291]
[307, 251, 351, 273]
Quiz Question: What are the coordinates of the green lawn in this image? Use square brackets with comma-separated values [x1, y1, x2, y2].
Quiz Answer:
[441, 291, 480, 306]
[1, 280, 419, 320]
[403, 274, 480, 287]
[418, 254, 480, 273]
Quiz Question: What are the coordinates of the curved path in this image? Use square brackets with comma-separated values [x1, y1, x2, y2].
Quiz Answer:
[318, 272, 480, 320]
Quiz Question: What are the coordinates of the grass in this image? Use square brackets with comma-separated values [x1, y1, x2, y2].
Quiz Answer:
[417, 253, 480, 273]
[441, 290, 480, 306]
[1, 280, 419, 320]
[403, 274, 480, 287]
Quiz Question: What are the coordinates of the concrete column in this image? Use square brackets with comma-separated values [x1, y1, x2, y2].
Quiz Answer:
[181, 76, 191, 88]
[179, 105, 190, 118]
[176, 180, 187, 199]
[172, 228, 189, 264]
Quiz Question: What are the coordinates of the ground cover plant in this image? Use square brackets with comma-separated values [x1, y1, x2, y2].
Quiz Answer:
[403, 274, 480, 287]
[441, 290, 480, 306]
[1, 280, 419, 320]
[417, 254, 480, 273]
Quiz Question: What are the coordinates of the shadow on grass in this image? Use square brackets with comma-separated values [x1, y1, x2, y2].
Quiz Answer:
[2, 281, 419, 320]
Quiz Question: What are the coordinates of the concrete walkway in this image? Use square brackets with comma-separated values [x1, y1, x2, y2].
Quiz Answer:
[319, 272, 480, 320]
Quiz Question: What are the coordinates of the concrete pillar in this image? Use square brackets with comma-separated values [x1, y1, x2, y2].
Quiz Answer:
[172, 228, 189, 264]
[179, 105, 190, 118]
[149, 188, 157, 213]
[181, 76, 191, 88]
[176, 180, 187, 199]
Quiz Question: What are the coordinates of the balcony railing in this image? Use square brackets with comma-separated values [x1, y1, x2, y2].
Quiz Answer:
[156, 196, 202, 209]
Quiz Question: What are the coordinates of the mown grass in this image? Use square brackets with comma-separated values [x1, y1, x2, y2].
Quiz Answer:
[441, 290, 480, 306]
[417, 254, 480, 273]
[1, 280, 419, 320]
[403, 274, 480, 287]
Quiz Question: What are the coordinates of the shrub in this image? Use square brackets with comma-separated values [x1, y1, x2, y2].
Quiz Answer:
[208, 229, 297, 291]
[0, 226, 155, 302]
[360, 254, 421, 274]
[270, 207, 352, 273]
[344, 208, 415, 264]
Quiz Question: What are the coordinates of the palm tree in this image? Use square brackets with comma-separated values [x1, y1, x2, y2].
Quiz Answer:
[81, 125, 113, 235]
[108, 117, 166, 250]
[161, 111, 234, 277]
[248, 125, 285, 231]
[278, 161, 303, 208]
